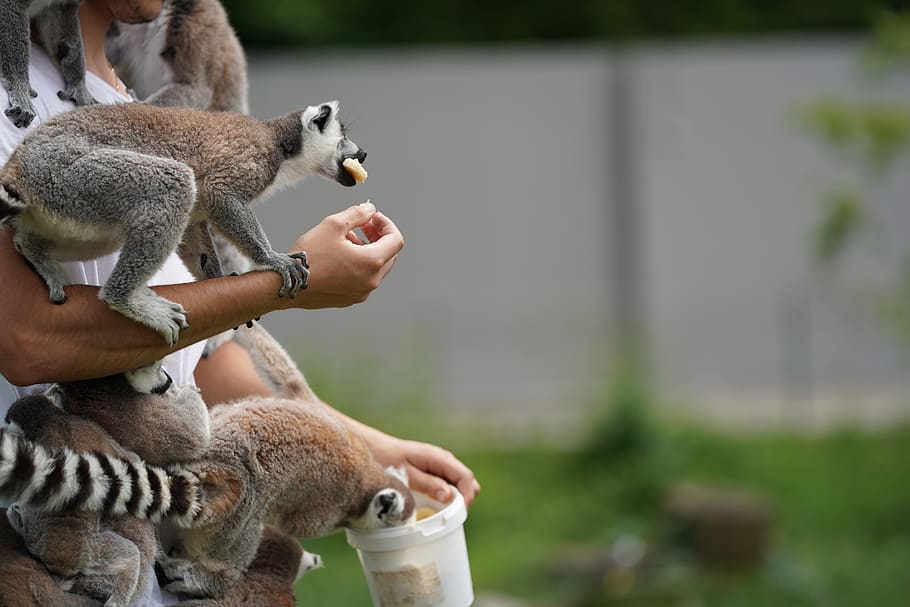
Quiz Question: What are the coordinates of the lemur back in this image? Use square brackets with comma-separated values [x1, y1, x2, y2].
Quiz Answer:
[0, 100, 365, 344]
[157, 397, 415, 598]
[0, 0, 95, 127]
[106, 0, 248, 114]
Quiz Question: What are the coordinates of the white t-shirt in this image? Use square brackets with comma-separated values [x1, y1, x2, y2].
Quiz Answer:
[0, 44, 197, 607]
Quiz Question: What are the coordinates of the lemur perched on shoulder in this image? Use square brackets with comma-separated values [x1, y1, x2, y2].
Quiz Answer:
[0, 0, 95, 127]
[4, 365, 209, 607]
[106, 0, 248, 114]
[0, 100, 367, 344]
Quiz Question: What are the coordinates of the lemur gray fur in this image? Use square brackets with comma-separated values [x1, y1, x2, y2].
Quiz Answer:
[106, 0, 248, 114]
[0, 0, 95, 128]
[177, 525, 321, 607]
[0, 100, 366, 344]
[0, 508, 104, 607]
[4, 366, 209, 607]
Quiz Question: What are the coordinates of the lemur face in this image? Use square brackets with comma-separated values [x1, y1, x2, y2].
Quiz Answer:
[349, 469, 416, 530]
[301, 101, 366, 188]
[124, 359, 173, 395]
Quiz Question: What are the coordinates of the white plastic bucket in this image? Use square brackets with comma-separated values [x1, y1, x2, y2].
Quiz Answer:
[345, 488, 474, 607]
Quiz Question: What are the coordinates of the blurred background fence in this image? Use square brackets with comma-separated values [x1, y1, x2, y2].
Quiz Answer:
[214, 3, 910, 605]
[250, 39, 910, 437]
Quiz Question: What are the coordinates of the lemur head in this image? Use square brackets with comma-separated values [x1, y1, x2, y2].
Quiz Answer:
[348, 466, 416, 530]
[296, 101, 366, 187]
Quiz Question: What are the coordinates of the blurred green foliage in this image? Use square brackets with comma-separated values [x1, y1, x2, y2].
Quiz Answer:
[799, 10, 910, 348]
[222, 0, 910, 49]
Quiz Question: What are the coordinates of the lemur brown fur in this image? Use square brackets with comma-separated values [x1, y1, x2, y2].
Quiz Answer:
[0, 507, 103, 607]
[4, 372, 209, 607]
[106, 0, 248, 114]
[157, 396, 415, 599]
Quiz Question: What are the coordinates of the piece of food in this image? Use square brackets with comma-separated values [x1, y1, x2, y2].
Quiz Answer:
[343, 158, 368, 183]
[416, 506, 437, 521]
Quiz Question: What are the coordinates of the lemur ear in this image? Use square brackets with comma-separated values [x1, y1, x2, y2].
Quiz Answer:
[305, 101, 339, 133]
[312, 105, 332, 132]
[196, 465, 243, 522]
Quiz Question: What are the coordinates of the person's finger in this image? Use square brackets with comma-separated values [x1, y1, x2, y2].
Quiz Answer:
[407, 445, 479, 506]
[406, 465, 455, 504]
[330, 200, 376, 233]
[362, 213, 403, 260]
[346, 230, 365, 245]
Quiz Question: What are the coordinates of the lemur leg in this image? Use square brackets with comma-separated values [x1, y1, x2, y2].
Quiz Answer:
[206, 200, 308, 297]
[0, 0, 37, 127]
[13, 230, 68, 303]
[160, 520, 261, 598]
[178, 221, 223, 281]
[145, 82, 214, 110]
[59, 149, 196, 344]
[33, 1, 95, 106]
[81, 530, 142, 607]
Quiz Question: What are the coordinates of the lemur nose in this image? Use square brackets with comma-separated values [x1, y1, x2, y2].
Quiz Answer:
[356, 149, 367, 162]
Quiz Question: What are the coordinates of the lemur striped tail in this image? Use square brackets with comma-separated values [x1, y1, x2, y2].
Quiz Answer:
[0, 426, 201, 527]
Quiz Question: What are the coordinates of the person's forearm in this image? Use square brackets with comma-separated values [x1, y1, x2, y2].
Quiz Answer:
[1, 268, 296, 385]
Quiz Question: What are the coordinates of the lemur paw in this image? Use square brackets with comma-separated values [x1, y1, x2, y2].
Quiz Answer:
[5, 91, 37, 128]
[57, 85, 96, 107]
[267, 252, 309, 298]
[105, 290, 189, 345]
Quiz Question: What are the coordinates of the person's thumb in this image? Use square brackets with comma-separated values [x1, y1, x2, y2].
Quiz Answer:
[333, 200, 376, 232]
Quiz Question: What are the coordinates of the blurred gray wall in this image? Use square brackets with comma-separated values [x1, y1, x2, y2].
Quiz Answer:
[246, 40, 910, 428]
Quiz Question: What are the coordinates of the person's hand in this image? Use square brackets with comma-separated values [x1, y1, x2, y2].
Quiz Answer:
[288, 201, 404, 309]
[366, 432, 481, 507]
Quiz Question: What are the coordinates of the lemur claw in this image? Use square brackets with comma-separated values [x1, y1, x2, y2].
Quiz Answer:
[57, 85, 96, 107]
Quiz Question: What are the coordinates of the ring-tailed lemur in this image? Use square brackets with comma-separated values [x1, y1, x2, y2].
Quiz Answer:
[158, 396, 415, 599]
[176, 525, 322, 607]
[106, 0, 248, 114]
[0, 100, 366, 344]
[3, 362, 209, 607]
[0, 508, 104, 607]
[3, 391, 415, 600]
[0, 423, 202, 524]
[0, 0, 96, 127]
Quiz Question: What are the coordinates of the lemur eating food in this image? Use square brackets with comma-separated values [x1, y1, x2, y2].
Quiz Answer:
[156, 396, 416, 598]
[106, 0, 248, 114]
[0, 0, 96, 127]
[0, 100, 366, 344]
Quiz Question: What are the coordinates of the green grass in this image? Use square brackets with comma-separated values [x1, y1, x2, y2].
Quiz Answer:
[293, 422, 910, 606]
